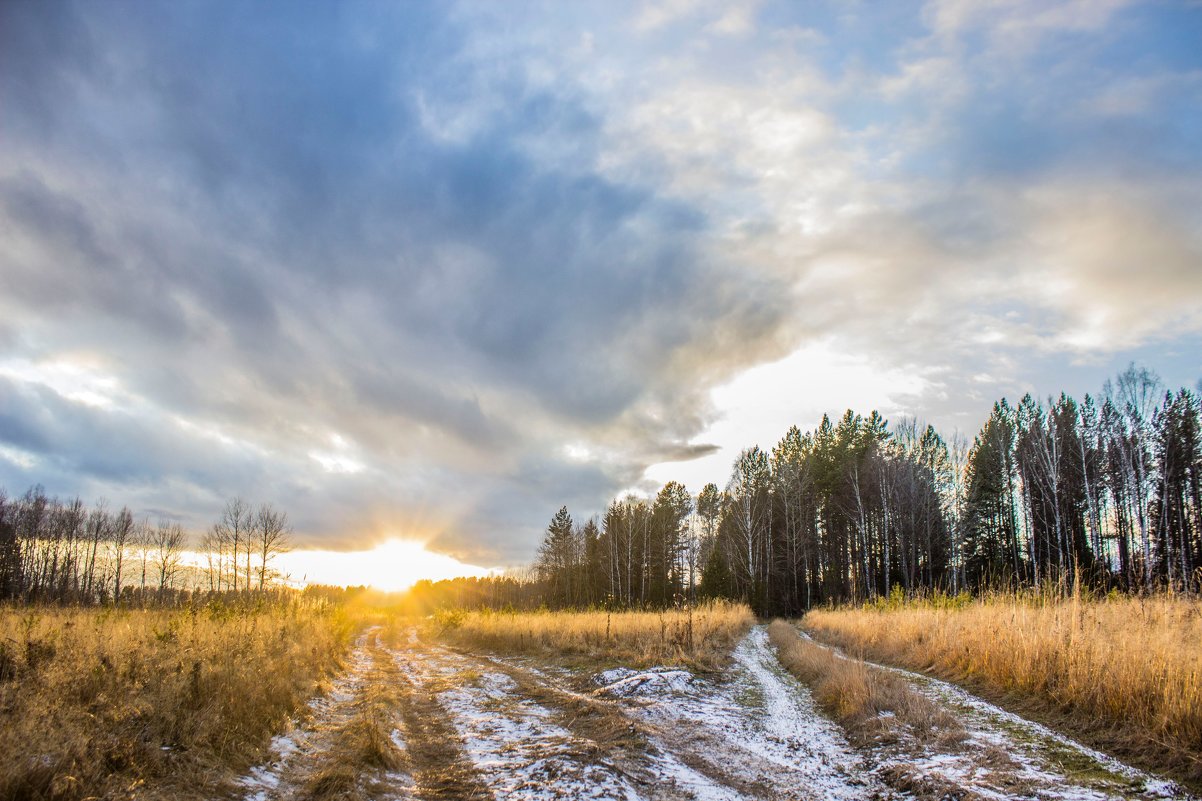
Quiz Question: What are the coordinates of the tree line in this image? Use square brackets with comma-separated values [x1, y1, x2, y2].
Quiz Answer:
[0, 491, 293, 603]
[535, 365, 1202, 615]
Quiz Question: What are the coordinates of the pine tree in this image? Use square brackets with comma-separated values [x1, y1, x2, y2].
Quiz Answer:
[963, 403, 1019, 589]
[581, 518, 603, 605]
[648, 481, 691, 605]
[537, 506, 576, 607]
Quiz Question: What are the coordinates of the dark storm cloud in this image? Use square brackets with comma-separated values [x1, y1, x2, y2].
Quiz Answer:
[0, 0, 795, 561]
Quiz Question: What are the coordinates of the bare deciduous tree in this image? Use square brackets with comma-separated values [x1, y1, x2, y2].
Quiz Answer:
[255, 503, 291, 590]
[111, 507, 133, 602]
[152, 520, 187, 593]
[216, 498, 251, 592]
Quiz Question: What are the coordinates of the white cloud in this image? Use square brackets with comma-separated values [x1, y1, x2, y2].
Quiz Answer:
[645, 340, 934, 491]
[707, 3, 758, 37]
[633, 0, 707, 32]
[924, 0, 1132, 47]
[0, 356, 125, 410]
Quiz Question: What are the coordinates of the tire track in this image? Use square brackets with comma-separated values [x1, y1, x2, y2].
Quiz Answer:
[792, 627, 1194, 801]
[446, 628, 890, 801]
[237, 627, 379, 799]
[389, 632, 644, 800]
[392, 673, 490, 800]
[454, 649, 743, 801]
[588, 627, 889, 801]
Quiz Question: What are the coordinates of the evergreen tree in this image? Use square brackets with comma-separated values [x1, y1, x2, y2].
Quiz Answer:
[963, 403, 1019, 589]
[1151, 389, 1201, 587]
[536, 506, 576, 607]
[648, 481, 691, 605]
[581, 518, 604, 605]
[532, 363, 1195, 608]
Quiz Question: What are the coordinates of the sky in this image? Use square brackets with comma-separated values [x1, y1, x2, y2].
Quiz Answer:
[1, 0, 1200, 572]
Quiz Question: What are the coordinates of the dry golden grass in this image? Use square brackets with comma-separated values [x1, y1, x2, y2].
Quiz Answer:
[804, 591, 1202, 786]
[434, 601, 755, 670]
[0, 600, 360, 801]
[299, 677, 406, 801]
[767, 620, 963, 747]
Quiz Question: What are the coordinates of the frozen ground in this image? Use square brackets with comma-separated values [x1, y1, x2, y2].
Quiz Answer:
[592, 626, 887, 800]
[793, 627, 1194, 801]
[236, 628, 374, 800]
[230, 624, 1194, 801]
[390, 639, 644, 800]
[234, 626, 414, 801]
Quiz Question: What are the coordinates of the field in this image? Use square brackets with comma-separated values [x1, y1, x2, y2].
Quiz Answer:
[431, 601, 756, 670]
[0, 598, 360, 801]
[1, 597, 1198, 801]
[802, 591, 1202, 787]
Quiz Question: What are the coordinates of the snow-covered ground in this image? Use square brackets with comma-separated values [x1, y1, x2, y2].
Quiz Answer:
[388, 626, 887, 800]
[442, 668, 644, 800]
[236, 627, 378, 800]
[592, 626, 887, 801]
[390, 638, 644, 801]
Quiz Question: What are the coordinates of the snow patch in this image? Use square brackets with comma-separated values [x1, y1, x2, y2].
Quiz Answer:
[394, 646, 644, 800]
[603, 626, 883, 800]
[594, 667, 696, 698]
[644, 751, 746, 801]
[389, 727, 406, 752]
[236, 627, 381, 800]
[444, 670, 643, 800]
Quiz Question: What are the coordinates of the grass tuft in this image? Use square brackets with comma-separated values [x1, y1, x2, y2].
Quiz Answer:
[766, 620, 963, 748]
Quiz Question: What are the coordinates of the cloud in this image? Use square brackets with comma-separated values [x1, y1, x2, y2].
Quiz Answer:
[1, 0, 1200, 565]
[0, 0, 801, 562]
[923, 0, 1132, 51]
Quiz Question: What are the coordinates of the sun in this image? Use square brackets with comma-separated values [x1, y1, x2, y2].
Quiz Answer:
[276, 538, 491, 592]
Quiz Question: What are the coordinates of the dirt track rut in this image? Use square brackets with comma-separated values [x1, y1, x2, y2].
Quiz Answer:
[235, 625, 1193, 801]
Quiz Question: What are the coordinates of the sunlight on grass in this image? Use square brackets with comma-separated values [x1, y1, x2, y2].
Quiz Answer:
[0, 600, 361, 800]
[803, 591, 1202, 784]
[433, 601, 755, 670]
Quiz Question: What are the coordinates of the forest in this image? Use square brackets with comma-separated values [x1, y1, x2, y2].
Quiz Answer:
[1, 364, 1199, 616]
[533, 364, 1202, 615]
[0, 493, 291, 603]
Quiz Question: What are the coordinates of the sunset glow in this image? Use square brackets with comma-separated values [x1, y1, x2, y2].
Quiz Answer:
[274, 539, 494, 593]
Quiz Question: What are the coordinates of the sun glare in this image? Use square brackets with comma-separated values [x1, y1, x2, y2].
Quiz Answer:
[276, 538, 492, 592]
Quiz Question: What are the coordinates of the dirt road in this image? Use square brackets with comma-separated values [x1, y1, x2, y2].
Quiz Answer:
[234, 626, 1192, 801]
[790, 627, 1189, 801]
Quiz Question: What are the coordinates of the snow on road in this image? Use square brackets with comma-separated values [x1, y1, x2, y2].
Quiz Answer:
[442, 668, 644, 800]
[390, 634, 645, 800]
[237, 626, 385, 801]
[795, 628, 1194, 801]
[595, 626, 887, 801]
[236, 622, 1194, 801]
[234, 623, 892, 801]
[390, 626, 883, 801]
[245, 624, 879, 801]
